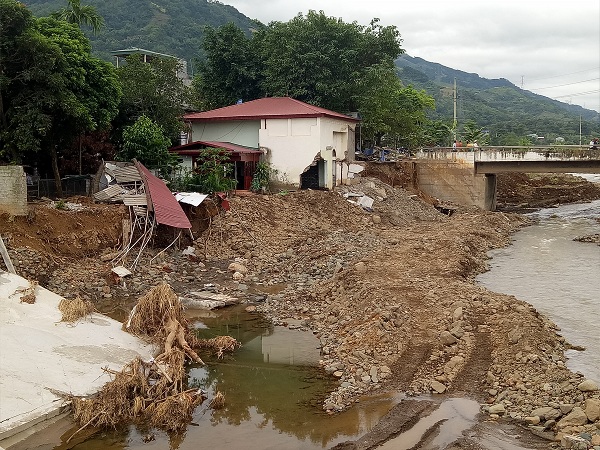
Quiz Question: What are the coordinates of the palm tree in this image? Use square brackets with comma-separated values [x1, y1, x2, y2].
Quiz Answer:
[53, 0, 104, 34]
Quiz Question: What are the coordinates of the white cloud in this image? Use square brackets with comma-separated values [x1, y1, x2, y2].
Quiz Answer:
[224, 0, 600, 112]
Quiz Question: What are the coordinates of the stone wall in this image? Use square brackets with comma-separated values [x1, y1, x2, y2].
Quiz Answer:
[414, 160, 497, 210]
[0, 166, 27, 216]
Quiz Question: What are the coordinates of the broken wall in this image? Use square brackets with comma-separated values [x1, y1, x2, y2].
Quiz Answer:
[0, 166, 27, 216]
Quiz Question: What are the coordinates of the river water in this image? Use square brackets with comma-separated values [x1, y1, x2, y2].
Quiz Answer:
[477, 192, 600, 382]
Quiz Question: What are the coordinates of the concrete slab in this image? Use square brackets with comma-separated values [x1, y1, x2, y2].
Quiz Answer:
[0, 271, 154, 441]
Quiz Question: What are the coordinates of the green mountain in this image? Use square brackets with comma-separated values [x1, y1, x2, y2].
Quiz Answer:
[25, 0, 257, 71]
[23, 0, 600, 143]
[395, 55, 600, 144]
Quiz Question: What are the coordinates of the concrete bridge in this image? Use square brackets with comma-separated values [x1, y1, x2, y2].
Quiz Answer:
[411, 146, 600, 210]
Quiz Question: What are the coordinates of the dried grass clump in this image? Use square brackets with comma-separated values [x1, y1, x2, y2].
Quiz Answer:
[66, 283, 241, 441]
[58, 297, 94, 322]
[69, 350, 206, 439]
[198, 336, 241, 359]
[126, 283, 185, 339]
[209, 391, 225, 410]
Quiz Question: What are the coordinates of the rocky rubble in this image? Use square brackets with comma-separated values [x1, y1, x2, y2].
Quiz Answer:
[3, 175, 600, 448]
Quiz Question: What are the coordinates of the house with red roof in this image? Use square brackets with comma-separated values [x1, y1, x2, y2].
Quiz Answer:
[172, 97, 359, 190]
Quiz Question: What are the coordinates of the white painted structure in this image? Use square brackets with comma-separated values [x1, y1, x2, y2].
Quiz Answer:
[183, 97, 359, 190]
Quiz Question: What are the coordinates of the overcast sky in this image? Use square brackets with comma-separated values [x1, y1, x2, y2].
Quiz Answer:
[223, 0, 600, 114]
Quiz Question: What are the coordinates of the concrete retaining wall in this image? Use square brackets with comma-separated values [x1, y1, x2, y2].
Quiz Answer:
[414, 160, 497, 210]
[0, 166, 27, 216]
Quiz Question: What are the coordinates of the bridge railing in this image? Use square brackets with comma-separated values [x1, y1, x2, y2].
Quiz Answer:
[417, 145, 600, 162]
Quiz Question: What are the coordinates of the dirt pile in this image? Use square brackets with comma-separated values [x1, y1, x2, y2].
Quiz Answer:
[496, 173, 600, 210]
[1, 172, 599, 446]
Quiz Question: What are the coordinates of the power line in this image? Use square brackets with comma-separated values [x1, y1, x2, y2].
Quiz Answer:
[552, 89, 600, 99]
[526, 67, 599, 83]
[529, 77, 600, 91]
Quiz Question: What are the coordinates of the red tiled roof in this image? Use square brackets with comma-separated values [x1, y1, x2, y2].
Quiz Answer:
[170, 141, 262, 155]
[135, 161, 192, 229]
[184, 97, 359, 123]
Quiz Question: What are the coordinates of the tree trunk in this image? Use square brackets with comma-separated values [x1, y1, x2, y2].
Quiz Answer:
[51, 145, 64, 198]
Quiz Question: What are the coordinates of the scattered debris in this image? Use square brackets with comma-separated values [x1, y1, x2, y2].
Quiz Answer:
[180, 291, 240, 310]
[65, 283, 240, 439]
[111, 266, 132, 278]
[12, 280, 38, 304]
[58, 297, 95, 322]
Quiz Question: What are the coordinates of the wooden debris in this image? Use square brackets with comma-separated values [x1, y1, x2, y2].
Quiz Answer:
[65, 283, 240, 439]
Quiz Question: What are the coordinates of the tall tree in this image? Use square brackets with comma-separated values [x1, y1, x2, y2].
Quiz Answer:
[195, 22, 262, 109]
[115, 54, 191, 147]
[0, 1, 120, 196]
[52, 0, 104, 34]
[256, 11, 403, 113]
[356, 62, 434, 147]
[196, 12, 404, 114]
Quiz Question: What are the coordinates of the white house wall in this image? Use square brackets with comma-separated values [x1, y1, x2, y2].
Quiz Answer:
[190, 120, 260, 148]
[260, 117, 353, 188]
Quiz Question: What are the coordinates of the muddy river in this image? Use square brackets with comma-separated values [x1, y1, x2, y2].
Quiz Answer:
[477, 198, 600, 381]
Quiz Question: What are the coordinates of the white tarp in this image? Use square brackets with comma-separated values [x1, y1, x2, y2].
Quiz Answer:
[175, 192, 208, 207]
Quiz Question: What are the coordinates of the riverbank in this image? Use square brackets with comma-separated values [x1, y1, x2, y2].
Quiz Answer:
[1, 170, 599, 448]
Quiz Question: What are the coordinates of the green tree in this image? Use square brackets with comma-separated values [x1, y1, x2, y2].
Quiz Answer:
[0, 1, 120, 196]
[118, 115, 176, 170]
[51, 0, 104, 34]
[196, 12, 404, 113]
[423, 120, 453, 147]
[195, 22, 262, 109]
[356, 62, 434, 148]
[115, 54, 191, 146]
[255, 12, 403, 112]
[462, 119, 489, 145]
[185, 147, 236, 194]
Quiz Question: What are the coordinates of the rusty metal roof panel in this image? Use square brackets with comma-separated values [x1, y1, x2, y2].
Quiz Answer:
[135, 162, 191, 229]
[184, 97, 359, 123]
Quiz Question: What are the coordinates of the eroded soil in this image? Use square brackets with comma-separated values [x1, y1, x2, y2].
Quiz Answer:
[1, 167, 600, 449]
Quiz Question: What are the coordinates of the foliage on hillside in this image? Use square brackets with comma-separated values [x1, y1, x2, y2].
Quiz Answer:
[396, 55, 600, 145]
[24, 0, 257, 66]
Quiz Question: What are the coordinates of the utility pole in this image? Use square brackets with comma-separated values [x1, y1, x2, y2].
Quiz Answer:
[453, 78, 457, 142]
[579, 115, 582, 147]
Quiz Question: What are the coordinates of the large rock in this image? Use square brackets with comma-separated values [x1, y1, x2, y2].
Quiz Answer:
[440, 330, 458, 345]
[557, 407, 589, 428]
[228, 262, 248, 274]
[488, 404, 506, 415]
[530, 406, 562, 421]
[584, 398, 600, 422]
[577, 379, 599, 392]
[430, 380, 446, 394]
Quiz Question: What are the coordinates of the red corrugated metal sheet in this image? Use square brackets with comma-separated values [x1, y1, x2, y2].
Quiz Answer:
[184, 97, 359, 123]
[135, 161, 192, 229]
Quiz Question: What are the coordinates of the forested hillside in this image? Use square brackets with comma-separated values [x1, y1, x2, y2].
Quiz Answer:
[396, 55, 599, 144]
[25, 0, 256, 68]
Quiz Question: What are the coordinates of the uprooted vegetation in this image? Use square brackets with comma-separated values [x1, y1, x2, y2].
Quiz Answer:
[67, 283, 240, 438]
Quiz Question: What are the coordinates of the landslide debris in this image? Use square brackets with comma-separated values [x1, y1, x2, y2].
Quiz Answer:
[2, 172, 599, 445]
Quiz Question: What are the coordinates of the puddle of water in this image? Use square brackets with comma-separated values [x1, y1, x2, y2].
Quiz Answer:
[378, 398, 480, 450]
[8, 306, 399, 450]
